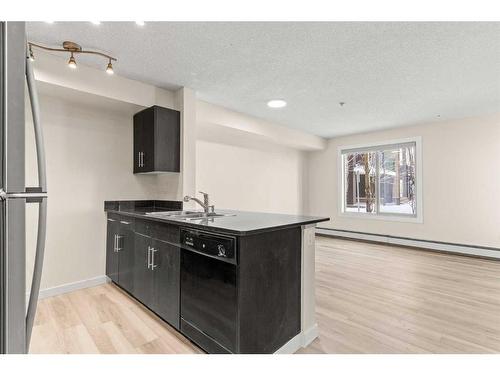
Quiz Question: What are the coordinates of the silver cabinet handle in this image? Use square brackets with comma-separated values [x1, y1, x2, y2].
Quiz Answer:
[120, 220, 130, 225]
[151, 247, 158, 270]
[147, 245, 151, 269]
[108, 218, 116, 222]
[113, 234, 118, 252]
[116, 235, 123, 252]
[138, 151, 145, 167]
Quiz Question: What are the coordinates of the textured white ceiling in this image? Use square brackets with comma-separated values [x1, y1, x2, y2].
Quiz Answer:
[27, 22, 500, 138]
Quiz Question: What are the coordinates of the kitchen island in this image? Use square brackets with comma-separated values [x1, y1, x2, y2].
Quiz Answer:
[104, 200, 328, 354]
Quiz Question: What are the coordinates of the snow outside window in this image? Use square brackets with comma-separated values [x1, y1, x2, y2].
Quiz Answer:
[341, 141, 418, 218]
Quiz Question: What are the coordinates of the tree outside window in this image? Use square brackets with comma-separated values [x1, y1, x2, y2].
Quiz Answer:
[342, 141, 417, 217]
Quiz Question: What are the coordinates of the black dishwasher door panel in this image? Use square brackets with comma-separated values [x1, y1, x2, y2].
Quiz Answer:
[180, 250, 237, 353]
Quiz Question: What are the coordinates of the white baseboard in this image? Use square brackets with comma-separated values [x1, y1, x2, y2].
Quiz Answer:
[274, 333, 303, 354]
[301, 324, 319, 348]
[37, 275, 109, 300]
[317, 228, 500, 260]
[274, 324, 319, 354]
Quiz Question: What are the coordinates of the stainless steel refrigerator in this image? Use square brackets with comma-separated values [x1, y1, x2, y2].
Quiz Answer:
[0, 21, 47, 354]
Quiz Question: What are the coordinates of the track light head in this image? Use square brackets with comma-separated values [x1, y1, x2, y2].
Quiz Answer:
[106, 60, 114, 75]
[68, 53, 77, 69]
[28, 45, 35, 61]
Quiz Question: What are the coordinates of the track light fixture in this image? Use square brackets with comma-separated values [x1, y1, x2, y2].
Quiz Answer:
[27, 40, 117, 74]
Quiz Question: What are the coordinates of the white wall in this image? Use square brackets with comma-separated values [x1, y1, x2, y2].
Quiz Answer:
[195, 102, 309, 215]
[25, 92, 180, 290]
[196, 139, 306, 215]
[306, 113, 500, 248]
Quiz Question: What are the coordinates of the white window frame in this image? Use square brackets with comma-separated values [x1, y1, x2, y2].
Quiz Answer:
[338, 136, 423, 223]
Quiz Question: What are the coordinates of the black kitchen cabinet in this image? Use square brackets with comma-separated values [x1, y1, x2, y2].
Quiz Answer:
[131, 222, 180, 329]
[133, 233, 154, 307]
[105, 215, 120, 283]
[117, 218, 135, 294]
[152, 239, 180, 329]
[105, 214, 135, 293]
[238, 227, 301, 353]
[133, 105, 180, 174]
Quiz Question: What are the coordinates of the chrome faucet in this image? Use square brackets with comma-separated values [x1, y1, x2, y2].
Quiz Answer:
[183, 191, 214, 214]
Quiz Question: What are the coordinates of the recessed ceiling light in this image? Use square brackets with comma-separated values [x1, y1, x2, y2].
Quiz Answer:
[91, 21, 101, 25]
[135, 21, 145, 26]
[267, 99, 287, 108]
[45, 21, 54, 24]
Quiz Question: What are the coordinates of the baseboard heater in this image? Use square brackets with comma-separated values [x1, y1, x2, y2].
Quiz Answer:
[316, 228, 500, 260]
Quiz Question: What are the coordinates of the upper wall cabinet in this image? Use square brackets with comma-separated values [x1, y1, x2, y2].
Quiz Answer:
[133, 105, 181, 174]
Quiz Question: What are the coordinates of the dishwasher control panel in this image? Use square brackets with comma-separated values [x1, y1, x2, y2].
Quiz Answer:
[181, 229, 236, 261]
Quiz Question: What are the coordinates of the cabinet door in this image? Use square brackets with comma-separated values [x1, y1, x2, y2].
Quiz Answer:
[151, 239, 180, 329]
[155, 106, 180, 172]
[106, 217, 119, 283]
[133, 234, 154, 306]
[133, 110, 143, 173]
[118, 218, 135, 294]
[133, 108, 155, 173]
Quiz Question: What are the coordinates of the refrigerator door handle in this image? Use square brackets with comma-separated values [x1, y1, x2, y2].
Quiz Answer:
[25, 50, 47, 192]
[24, 52, 48, 352]
[0, 190, 47, 200]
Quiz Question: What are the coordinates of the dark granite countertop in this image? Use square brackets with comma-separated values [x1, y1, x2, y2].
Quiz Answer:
[104, 200, 329, 236]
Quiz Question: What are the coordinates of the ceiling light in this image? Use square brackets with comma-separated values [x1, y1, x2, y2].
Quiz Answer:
[68, 53, 77, 69]
[28, 41, 117, 74]
[135, 21, 145, 26]
[45, 21, 54, 24]
[106, 60, 114, 75]
[267, 99, 287, 108]
[91, 21, 101, 25]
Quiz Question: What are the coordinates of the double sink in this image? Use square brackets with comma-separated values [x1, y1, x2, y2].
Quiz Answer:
[145, 210, 235, 221]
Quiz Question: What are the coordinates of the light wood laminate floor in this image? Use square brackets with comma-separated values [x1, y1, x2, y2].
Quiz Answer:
[30, 236, 500, 354]
[29, 282, 202, 354]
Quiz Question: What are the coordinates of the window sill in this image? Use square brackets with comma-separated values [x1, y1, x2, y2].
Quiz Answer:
[339, 211, 423, 224]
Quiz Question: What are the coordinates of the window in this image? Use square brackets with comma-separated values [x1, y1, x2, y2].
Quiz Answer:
[339, 138, 422, 222]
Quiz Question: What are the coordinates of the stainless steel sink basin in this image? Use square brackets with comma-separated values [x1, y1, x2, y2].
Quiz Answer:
[146, 210, 197, 216]
[183, 213, 236, 221]
[145, 210, 235, 220]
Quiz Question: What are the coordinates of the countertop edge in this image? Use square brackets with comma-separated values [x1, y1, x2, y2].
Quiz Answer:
[105, 208, 329, 236]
